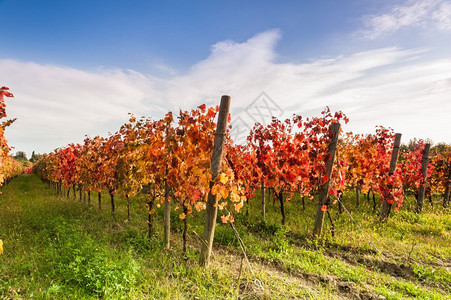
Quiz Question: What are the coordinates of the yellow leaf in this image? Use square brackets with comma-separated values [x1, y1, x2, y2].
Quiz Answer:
[221, 214, 234, 223]
[0, 239, 3, 255]
[194, 202, 206, 212]
[234, 201, 243, 212]
[231, 185, 238, 195]
[149, 208, 156, 215]
[218, 173, 228, 184]
[179, 213, 186, 220]
[230, 192, 239, 202]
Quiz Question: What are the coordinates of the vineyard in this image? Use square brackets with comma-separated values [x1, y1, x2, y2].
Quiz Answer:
[0, 91, 450, 299]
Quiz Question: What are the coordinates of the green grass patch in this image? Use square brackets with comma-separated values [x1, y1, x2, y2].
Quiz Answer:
[1, 175, 450, 299]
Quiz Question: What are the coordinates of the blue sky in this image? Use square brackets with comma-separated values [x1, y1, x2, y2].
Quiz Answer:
[1, 0, 450, 155]
[0, 0, 373, 72]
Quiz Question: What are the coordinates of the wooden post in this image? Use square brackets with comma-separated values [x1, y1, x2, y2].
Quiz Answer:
[110, 192, 115, 216]
[199, 95, 231, 267]
[245, 199, 250, 220]
[126, 194, 130, 220]
[261, 180, 265, 221]
[380, 133, 402, 220]
[278, 191, 286, 225]
[164, 124, 172, 250]
[355, 186, 360, 207]
[182, 205, 188, 256]
[58, 179, 62, 196]
[147, 199, 154, 238]
[313, 122, 340, 236]
[164, 182, 171, 249]
[415, 143, 431, 213]
[336, 190, 343, 215]
[443, 163, 451, 208]
[372, 192, 377, 212]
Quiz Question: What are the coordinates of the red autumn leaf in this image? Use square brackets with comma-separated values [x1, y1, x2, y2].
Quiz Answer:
[321, 204, 328, 212]
[321, 174, 328, 185]
[329, 188, 337, 196]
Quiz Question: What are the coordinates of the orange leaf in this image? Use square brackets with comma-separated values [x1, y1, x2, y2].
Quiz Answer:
[234, 201, 243, 212]
[321, 205, 327, 212]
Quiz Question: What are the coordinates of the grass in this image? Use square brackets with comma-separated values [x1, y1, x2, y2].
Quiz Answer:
[0, 174, 450, 299]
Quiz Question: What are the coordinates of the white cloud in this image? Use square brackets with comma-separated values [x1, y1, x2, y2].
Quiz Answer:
[1, 60, 154, 154]
[152, 62, 179, 76]
[432, 1, 451, 30]
[1, 30, 450, 156]
[359, 0, 451, 39]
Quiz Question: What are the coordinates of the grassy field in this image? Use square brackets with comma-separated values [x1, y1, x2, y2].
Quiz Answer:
[0, 174, 450, 299]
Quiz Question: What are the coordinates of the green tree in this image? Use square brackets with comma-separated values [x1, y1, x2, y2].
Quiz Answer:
[29, 151, 43, 163]
[14, 151, 27, 161]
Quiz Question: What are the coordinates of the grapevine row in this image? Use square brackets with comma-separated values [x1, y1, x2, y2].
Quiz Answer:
[0, 86, 24, 255]
[31, 96, 451, 263]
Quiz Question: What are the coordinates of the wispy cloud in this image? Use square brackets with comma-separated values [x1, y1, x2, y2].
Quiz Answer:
[152, 62, 179, 76]
[359, 0, 451, 39]
[1, 30, 450, 155]
[433, 1, 451, 30]
[1, 60, 153, 153]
